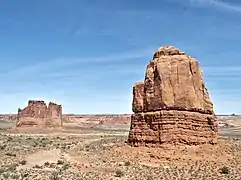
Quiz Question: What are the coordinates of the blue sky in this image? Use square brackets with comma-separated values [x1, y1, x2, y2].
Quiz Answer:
[0, 0, 241, 114]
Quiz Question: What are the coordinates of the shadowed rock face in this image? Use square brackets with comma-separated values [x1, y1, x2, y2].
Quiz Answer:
[132, 82, 145, 113]
[128, 46, 218, 147]
[17, 100, 62, 127]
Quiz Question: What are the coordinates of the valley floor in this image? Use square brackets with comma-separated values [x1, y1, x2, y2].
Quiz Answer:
[0, 120, 240, 180]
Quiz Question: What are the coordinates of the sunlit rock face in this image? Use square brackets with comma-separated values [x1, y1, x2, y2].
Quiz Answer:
[128, 46, 218, 147]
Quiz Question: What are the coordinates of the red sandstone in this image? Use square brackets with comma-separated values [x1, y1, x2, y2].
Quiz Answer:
[128, 46, 218, 146]
[16, 100, 62, 127]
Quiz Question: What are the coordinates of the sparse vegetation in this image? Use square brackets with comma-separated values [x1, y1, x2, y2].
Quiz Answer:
[6, 164, 18, 171]
[33, 164, 41, 169]
[147, 175, 154, 180]
[19, 159, 27, 165]
[44, 161, 50, 166]
[220, 166, 229, 174]
[62, 163, 70, 170]
[57, 159, 64, 165]
[115, 169, 124, 177]
[51, 171, 60, 180]
[5, 152, 16, 157]
[0, 168, 5, 174]
[124, 161, 131, 166]
[0, 115, 240, 179]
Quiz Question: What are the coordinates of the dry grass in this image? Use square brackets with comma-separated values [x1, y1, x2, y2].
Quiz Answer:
[0, 116, 240, 179]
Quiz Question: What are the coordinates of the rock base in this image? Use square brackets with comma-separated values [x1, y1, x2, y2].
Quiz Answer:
[128, 110, 218, 147]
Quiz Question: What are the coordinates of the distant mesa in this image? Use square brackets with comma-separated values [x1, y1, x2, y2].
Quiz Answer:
[16, 100, 62, 127]
[128, 45, 218, 147]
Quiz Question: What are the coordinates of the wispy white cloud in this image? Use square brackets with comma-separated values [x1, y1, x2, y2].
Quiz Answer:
[203, 66, 241, 76]
[72, 26, 95, 37]
[170, 0, 241, 12]
[189, 0, 241, 12]
[196, 65, 241, 114]
[0, 47, 153, 79]
[209, 89, 241, 95]
[0, 47, 152, 114]
[1, 48, 241, 114]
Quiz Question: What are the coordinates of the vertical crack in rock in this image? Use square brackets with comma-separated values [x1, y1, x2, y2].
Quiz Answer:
[189, 59, 194, 76]
[128, 45, 218, 147]
[189, 59, 199, 108]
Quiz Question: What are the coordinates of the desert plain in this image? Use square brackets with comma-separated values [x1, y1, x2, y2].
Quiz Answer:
[0, 114, 240, 180]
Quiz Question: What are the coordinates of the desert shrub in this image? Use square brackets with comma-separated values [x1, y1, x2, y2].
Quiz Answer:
[33, 164, 41, 169]
[115, 169, 124, 177]
[21, 172, 29, 178]
[51, 171, 61, 180]
[0, 168, 5, 174]
[147, 175, 154, 180]
[62, 163, 70, 170]
[26, 137, 32, 140]
[10, 173, 20, 179]
[19, 160, 27, 165]
[7, 137, 13, 141]
[0, 145, 5, 150]
[7, 164, 18, 171]
[220, 166, 229, 174]
[124, 161, 131, 166]
[3, 172, 10, 178]
[50, 163, 56, 168]
[41, 142, 47, 147]
[57, 160, 64, 165]
[5, 152, 16, 157]
[44, 161, 50, 166]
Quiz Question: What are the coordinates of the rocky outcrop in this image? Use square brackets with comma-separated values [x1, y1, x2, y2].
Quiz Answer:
[132, 82, 144, 113]
[16, 100, 62, 127]
[46, 102, 62, 126]
[128, 46, 218, 146]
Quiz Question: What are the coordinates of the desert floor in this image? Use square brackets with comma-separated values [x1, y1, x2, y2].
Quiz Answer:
[0, 116, 240, 180]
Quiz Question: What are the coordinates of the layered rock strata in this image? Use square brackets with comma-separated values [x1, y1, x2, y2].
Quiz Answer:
[128, 46, 218, 146]
[17, 100, 62, 127]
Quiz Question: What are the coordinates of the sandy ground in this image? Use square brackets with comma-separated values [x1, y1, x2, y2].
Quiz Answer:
[0, 116, 240, 180]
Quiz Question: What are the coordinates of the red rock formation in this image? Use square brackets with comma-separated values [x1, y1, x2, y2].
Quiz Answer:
[46, 102, 62, 126]
[132, 82, 144, 113]
[128, 46, 218, 147]
[16, 100, 62, 127]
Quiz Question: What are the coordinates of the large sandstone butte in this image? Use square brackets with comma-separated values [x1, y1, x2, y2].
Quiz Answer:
[16, 100, 62, 127]
[128, 46, 218, 146]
